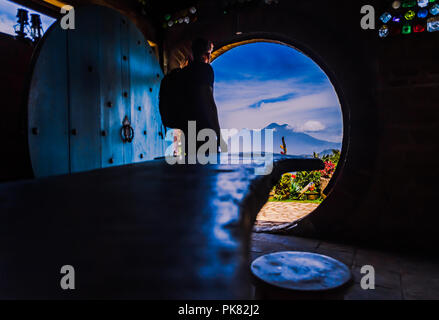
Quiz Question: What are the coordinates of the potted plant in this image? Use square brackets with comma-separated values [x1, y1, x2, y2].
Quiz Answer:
[305, 184, 320, 200]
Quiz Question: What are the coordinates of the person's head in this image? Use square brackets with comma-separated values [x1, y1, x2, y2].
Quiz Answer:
[191, 38, 213, 64]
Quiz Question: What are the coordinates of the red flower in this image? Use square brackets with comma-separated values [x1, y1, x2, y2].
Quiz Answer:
[319, 161, 336, 178]
[291, 174, 296, 179]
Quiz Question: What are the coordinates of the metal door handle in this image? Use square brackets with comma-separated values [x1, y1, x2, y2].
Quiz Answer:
[121, 116, 134, 143]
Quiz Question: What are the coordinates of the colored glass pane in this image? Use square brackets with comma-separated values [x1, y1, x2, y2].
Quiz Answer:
[414, 24, 426, 31]
[380, 12, 393, 23]
[430, 4, 439, 14]
[405, 10, 416, 19]
[402, 0, 416, 7]
[379, 25, 390, 37]
[391, 26, 402, 35]
[417, 0, 429, 7]
[427, 16, 439, 31]
[418, 8, 429, 17]
[402, 24, 412, 33]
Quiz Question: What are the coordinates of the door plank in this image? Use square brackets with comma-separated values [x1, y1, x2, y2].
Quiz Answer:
[28, 24, 69, 177]
[68, 6, 101, 173]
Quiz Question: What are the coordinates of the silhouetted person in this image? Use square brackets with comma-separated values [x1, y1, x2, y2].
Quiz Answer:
[180, 38, 227, 155]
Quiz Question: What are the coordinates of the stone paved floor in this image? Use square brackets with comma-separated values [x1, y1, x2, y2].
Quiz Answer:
[249, 233, 439, 300]
[255, 201, 319, 223]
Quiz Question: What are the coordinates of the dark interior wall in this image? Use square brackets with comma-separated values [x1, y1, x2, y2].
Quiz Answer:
[67, 0, 159, 43]
[0, 33, 34, 181]
[351, 33, 439, 249]
[163, 0, 439, 250]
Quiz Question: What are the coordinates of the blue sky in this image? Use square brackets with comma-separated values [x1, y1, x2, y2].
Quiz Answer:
[0, 0, 55, 36]
[212, 42, 343, 143]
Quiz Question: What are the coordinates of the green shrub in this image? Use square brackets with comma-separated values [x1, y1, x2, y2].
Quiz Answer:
[321, 149, 341, 166]
[294, 170, 321, 192]
[270, 149, 340, 201]
[273, 173, 292, 200]
[290, 181, 300, 199]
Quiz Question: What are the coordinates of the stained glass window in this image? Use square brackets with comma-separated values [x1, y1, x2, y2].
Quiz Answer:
[378, 0, 439, 37]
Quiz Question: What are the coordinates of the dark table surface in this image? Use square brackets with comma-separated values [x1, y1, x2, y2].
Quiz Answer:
[0, 154, 323, 299]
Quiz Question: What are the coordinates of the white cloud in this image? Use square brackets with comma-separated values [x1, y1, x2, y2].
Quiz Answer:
[217, 87, 339, 130]
[296, 120, 326, 132]
[214, 77, 318, 113]
[212, 75, 343, 143]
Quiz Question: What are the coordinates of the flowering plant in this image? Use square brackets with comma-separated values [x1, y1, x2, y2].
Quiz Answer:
[320, 161, 336, 178]
[273, 173, 292, 200]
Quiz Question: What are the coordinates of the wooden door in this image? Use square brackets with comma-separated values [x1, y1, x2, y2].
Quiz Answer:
[27, 5, 165, 178]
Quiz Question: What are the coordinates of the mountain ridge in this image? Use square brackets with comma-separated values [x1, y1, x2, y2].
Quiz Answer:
[226, 122, 341, 156]
[266, 122, 341, 155]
